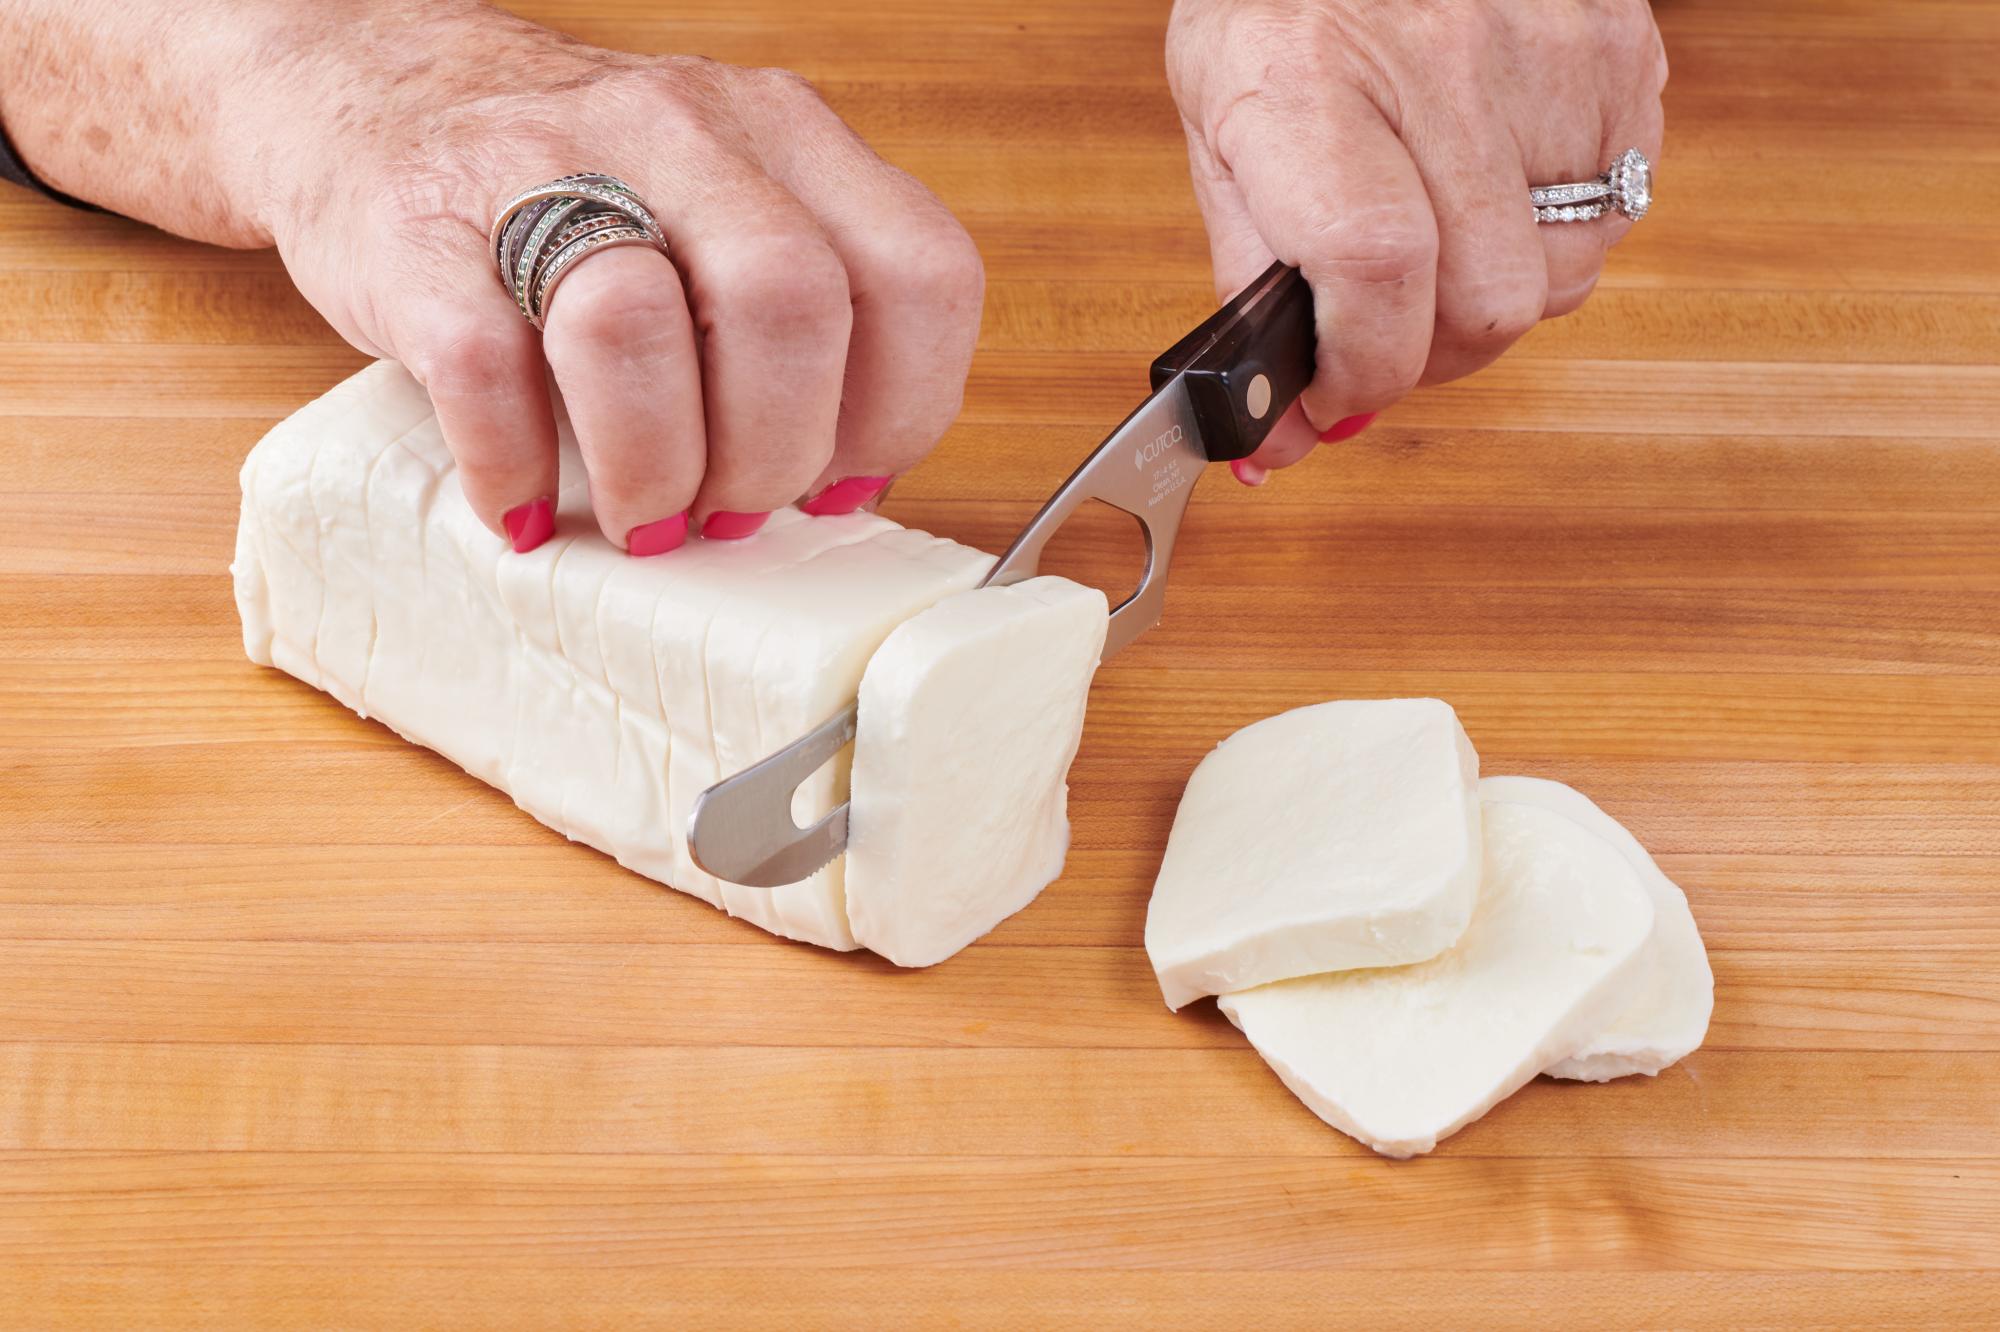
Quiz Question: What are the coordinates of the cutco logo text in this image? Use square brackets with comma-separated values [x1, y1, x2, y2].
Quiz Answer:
[1134, 424, 1184, 469]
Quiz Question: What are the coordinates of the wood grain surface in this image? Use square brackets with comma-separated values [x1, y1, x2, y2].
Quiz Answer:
[4, 0, 1998, 1325]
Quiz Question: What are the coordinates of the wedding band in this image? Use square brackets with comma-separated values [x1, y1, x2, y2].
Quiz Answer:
[489, 173, 669, 328]
[1531, 148, 1652, 224]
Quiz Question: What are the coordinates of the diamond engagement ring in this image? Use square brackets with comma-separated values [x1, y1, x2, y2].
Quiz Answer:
[1530, 148, 1652, 224]
[489, 173, 670, 328]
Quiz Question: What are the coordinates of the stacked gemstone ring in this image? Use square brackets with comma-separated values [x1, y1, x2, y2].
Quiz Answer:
[1530, 148, 1653, 224]
[488, 173, 670, 328]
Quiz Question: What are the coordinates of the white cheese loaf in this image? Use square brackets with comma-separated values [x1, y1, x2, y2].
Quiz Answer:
[1482, 776, 1713, 1081]
[1144, 698, 1482, 1009]
[233, 361, 1094, 959]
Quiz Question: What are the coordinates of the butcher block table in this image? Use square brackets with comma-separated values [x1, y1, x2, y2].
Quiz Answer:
[4, 0, 1997, 1325]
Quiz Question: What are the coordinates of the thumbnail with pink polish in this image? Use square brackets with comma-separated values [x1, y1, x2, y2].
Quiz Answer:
[801, 475, 892, 517]
[503, 497, 554, 554]
[702, 510, 771, 541]
[1231, 458, 1268, 487]
[1318, 412, 1378, 443]
[627, 512, 689, 557]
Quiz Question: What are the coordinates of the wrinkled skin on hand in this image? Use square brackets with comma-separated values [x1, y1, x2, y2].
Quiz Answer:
[1167, 0, 1667, 471]
[257, 6, 983, 546]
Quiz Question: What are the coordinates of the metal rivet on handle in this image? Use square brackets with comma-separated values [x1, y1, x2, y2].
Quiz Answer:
[1246, 373, 1272, 420]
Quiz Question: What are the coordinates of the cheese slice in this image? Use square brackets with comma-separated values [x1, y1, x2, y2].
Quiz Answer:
[845, 577, 1109, 965]
[707, 527, 991, 948]
[232, 360, 1083, 959]
[1217, 800, 1657, 1158]
[1144, 698, 1482, 1009]
[1481, 776, 1713, 1081]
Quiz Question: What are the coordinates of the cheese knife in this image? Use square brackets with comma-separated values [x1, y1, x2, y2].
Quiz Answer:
[688, 260, 1316, 886]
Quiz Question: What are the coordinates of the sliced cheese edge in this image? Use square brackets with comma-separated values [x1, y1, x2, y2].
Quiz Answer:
[231, 361, 1087, 962]
[1480, 775, 1714, 1081]
[1217, 800, 1657, 1158]
[1145, 698, 1481, 1010]
[846, 577, 1109, 966]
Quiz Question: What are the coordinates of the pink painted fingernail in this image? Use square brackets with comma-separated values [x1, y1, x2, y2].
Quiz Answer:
[626, 512, 689, 557]
[1230, 458, 1268, 487]
[701, 510, 771, 541]
[503, 497, 555, 554]
[1319, 412, 1378, 443]
[801, 475, 893, 517]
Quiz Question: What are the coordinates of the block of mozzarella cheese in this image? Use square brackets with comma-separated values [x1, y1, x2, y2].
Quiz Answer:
[1144, 698, 1482, 1010]
[234, 360, 1113, 960]
[1481, 776, 1713, 1081]
[846, 577, 1109, 966]
[1217, 801, 1657, 1158]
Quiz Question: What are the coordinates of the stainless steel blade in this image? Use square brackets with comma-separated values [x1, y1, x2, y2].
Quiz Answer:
[685, 701, 857, 888]
[688, 377, 1207, 887]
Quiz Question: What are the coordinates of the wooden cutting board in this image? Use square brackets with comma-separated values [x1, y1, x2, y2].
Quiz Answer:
[3, 0, 1996, 1324]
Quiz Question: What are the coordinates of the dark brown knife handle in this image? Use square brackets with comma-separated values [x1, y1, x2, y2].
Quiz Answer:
[1148, 261, 1317, 463]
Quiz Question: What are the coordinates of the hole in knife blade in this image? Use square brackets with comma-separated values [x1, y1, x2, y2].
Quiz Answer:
[1029, 498, 1148, 612]
[790, 738, 855, 830]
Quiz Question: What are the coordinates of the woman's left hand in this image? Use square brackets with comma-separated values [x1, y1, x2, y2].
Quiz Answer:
[1166, 0, 1667, 478]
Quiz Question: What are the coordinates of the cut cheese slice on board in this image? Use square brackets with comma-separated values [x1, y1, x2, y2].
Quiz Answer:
[1217, 800, 1657, 1158]
[1481, 776, 1713, 1081]
[846, 577, 1109, 966]
[232, 360, 1081, 961]
[1144, 698, 1482, 1009]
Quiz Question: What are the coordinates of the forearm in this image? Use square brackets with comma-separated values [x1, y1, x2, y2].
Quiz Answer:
[0, 0, 519, 246]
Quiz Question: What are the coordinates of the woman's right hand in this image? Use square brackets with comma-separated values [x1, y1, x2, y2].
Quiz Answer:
[1165, 0, 1666, 481]
[255, 4, 984, 553]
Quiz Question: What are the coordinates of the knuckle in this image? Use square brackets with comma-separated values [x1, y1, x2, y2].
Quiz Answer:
[877, 215, 986, 316]
[1337, 335, 1429, 411]
[1201, 17, 1338, 134]
[1373, 348, 1430, 404]
[1301, 206, 1439, 290]
[853, 369, 968, 471]
[1545, 2, 1600, 57]
[409, 317, 527, 412]
[746, 64, 825, 105]
[1449, 277, 1544, 348]
[594, 60, 730, 142]
[630, 82, 714, 142]
[869, 408, 960, 475]
[1417, 3, 1494, 69]
[364, 170, 465, 234]
[1644, 31, 1671, 92]
[1544, 272, 1601, 320]
[1232, 8, 1332, 72]
[704, 232, 852, 343]
[1600, 0, 1663, 69]
[710, 436, 837, 509]
[543, 257, 686, 363]
[914, 224, 987, 313]
[587, 448, 689, 519]
[647, 52, 725, 86]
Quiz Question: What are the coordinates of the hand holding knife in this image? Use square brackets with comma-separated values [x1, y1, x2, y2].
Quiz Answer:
[689, 261, 1317, 886]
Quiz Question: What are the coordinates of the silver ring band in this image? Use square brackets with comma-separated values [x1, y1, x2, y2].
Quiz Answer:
[1535, 201, 1607, 224]
[1530, 148, 1652, 224]
[490, 173, 669, 328]
[531, 224, 653, 326]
